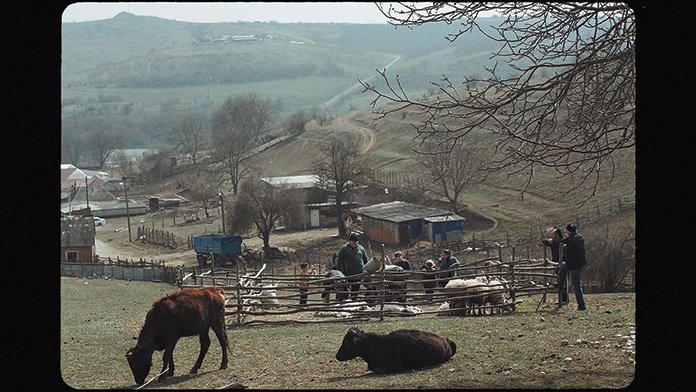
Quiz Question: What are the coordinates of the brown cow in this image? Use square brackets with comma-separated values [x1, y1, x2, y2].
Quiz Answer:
[125, 287, 230, 385]
[335, 327, 456, 374]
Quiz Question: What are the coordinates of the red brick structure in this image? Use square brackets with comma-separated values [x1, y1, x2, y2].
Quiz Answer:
[60, 215, 95, 263]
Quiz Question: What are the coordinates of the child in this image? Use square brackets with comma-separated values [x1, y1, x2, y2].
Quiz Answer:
[298, 262, 316, 306]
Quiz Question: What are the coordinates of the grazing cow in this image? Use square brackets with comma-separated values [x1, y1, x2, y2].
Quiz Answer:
[125, 287, 229, 385]
[335, 327, 456, 374]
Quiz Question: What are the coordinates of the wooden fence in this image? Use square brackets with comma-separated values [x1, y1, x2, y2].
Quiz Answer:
[136, 226, 180, 249]
[179, 249, 562, 327]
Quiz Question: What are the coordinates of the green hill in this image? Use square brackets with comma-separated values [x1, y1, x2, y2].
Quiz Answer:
[61, 12, 501, 148]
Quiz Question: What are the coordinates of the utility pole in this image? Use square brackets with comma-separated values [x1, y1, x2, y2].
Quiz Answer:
[122, 176, 133, 242]
[85, 176, 89, 210]
[219, 191, 225, 234]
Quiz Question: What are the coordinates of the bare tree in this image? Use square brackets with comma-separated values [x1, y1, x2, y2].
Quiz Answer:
[187, 174, 221, 219]
[363, 3, 635, 204]
[62, 134, 84, 166]
[583, 218, 635, 293]
[313, 135, 370, 237]
[138, 149, 169, 182]
[168, 111, 208, 165]
[283, 109, 309, 136]
[87, 130, 121, 169]
[211, 93, 275, 194]
[413, 138, 486, 215]
[228, 178, 303, 253]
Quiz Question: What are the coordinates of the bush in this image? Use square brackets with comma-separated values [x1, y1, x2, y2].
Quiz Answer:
[582, 214, 635, 293]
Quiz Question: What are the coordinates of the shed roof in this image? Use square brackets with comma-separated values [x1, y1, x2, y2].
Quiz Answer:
[424, 214, 465, 222]
[261, 175, 319, 189]
[352, 201, 458, 223]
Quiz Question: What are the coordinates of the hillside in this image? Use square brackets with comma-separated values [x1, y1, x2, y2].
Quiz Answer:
[250, 106, 635, 239]
[110, 104, 634, 259]
[61, 12, 501, 148]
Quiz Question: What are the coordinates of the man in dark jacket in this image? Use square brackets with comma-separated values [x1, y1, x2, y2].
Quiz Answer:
[559, 223, 587, 310]
[437, 249, 460, 287]
[336, 233, 368, 300]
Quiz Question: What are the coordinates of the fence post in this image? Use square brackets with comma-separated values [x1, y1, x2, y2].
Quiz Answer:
[236, 259, 242, 325]
[379, 268, 386, 321]
[511, 246, 516, 312]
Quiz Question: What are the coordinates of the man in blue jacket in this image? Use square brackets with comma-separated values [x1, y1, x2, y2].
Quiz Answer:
[336, 233, 368, 300]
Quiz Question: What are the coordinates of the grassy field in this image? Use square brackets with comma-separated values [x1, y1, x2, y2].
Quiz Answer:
[60, 277, 635, 389]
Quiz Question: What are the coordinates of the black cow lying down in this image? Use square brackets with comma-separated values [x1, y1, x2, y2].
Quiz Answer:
[335, 327, 457, 374]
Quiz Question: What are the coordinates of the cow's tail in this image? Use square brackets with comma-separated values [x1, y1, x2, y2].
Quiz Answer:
[447, 338, 457, 357]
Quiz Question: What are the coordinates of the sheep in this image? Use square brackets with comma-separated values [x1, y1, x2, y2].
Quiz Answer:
[443, 278, 488, 316]
[483, 278, 513, 314]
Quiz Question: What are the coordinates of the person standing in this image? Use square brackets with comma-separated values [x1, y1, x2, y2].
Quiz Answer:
[542, 228, 568, 304]
[437, 249, 460, 287]
[298, 262, 316, 306]
[392, 251, 411, 270]
[335, 233, 368, 300]
[559, 223, 588, 311]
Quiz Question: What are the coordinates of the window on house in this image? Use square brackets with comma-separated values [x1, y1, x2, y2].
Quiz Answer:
[66, 251, 79, 263]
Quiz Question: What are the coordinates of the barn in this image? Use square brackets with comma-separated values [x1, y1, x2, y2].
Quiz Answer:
[261, 175, 364, 230]
[352, 201, 465, 246]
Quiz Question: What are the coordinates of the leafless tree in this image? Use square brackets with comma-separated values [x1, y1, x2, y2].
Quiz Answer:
[211, 93, 275, 194]
[363, 3, 635, 204]
[313, 135, 371, 237]
[87, 130, 121, 169]
[283, 109, 309, 136]
[62, 134, 84, 166]
[137, 149, 169, 182]
[187, 174, 222, 218]
[115, 150, 137, 179]
[228, 178, 303, 253]
[583, 218, 635, 293]
[413, 138, 487, 215]
[168, 111, 208, 165]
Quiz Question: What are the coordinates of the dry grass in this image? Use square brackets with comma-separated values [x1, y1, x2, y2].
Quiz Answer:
[60, 277, 635, 389]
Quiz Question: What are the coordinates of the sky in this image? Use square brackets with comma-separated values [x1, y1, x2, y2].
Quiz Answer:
[61, 2, 393, 24]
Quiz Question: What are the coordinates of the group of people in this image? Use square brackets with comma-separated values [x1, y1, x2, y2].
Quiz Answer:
[541, 223, 587, 311]
[298, 223, 588, 311]
[298, 232, 464, 305]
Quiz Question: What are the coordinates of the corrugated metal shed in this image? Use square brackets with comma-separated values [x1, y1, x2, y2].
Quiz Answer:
[424, 214, 465, 222]
[352, 201, 453, 223]
[261, 175, 320, 189]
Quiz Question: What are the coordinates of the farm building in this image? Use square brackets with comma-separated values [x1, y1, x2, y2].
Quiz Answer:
[352, 201, 465, 246]
[60, 164, 148, 217]
[261, 175, 364, 229]
[60, 215, 96, 263]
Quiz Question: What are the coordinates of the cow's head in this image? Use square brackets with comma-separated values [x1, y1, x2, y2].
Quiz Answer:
[125, 345, 153, 385]
[335, 326, 363, 361]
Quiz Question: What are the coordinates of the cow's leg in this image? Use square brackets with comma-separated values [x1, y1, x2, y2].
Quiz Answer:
[190, 332, 211, 374]
[159, 341, 178, 381]
[211, 321, 229, 369]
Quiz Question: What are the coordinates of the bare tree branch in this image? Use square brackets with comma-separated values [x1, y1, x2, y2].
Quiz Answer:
[364, 2, 635, 203]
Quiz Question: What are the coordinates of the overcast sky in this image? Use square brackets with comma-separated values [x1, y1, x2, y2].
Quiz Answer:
[62, 2, 393, 24]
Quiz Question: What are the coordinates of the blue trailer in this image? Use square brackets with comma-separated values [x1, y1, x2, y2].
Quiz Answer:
[192, 233, 243, 267]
